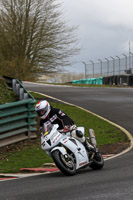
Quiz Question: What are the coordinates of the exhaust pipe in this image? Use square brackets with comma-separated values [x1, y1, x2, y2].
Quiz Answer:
[88, 129, 97, 148]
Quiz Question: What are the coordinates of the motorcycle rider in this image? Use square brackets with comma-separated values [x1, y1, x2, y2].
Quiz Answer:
[35, 100, 96, 152]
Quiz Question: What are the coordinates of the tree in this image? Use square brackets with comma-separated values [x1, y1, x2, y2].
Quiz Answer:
[0, 0, 79, 80]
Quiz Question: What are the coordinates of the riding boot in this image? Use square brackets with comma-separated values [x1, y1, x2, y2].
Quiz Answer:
[83, 139, 96, 153]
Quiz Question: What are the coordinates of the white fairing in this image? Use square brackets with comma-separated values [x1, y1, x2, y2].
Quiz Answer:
[41, 124, 89, 170]
[60, 137, 89, 169]
[41, 124, 64, 151]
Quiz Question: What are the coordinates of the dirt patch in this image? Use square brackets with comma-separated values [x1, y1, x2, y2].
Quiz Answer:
[99, 142, 130, 154]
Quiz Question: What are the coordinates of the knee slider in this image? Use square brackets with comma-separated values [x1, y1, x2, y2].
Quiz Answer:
[76, 130, 83, 138]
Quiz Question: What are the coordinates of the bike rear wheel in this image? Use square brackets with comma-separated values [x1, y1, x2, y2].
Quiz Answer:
[89, 152, 104, 170]
[52, 150, 76, 176]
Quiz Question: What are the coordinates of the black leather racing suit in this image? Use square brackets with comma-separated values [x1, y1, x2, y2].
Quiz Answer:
[40, 107, 74, 130]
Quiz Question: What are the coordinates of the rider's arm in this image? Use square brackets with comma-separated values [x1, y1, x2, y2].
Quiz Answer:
[56, 108, 74, 127]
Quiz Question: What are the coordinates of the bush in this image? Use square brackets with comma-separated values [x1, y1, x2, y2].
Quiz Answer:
[0, 78, 17, 104]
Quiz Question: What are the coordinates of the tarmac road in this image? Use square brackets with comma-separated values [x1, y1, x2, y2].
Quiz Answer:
[25, 83, 133, 134]
[0, 83, 133, 200]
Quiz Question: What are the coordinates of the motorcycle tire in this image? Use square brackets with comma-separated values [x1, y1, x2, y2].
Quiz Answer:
[89, 152, 104, 170]
[52, 150, 76, 176]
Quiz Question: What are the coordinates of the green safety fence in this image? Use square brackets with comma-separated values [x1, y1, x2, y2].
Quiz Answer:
[0, 77, 37, 147]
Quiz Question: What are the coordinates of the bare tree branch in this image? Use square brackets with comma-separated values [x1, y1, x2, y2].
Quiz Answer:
[0, 0, 79, 80]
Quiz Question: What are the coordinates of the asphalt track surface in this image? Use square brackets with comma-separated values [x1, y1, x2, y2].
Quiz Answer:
[0, 83, 133, 200]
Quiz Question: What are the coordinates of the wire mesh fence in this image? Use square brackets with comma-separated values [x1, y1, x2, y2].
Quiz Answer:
[85, 54, 133, 78]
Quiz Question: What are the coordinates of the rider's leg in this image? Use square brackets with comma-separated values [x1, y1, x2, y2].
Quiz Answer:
[71, 129, 96, 152]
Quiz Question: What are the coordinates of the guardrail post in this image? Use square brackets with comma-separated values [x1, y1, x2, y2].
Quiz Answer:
[16, 83, 20, 95]
[20, 88, 24, 100]
[27, 100, 37, 138]
[24, 93, 28, 99]
[12, 79, 17, 93]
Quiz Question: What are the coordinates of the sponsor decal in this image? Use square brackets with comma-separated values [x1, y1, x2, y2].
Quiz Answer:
[79, 161, 88, 166]
[44, 136, 49, 141]
[62, 137, 68, 143]
[63, 137, 67, 141]
[59, 110, 65, 116]
[43, 131, 48, 136]
[51, 132, 58, 140]
[41, 141, 45, 147]
[53, 133, 61, 143]
[43, 114, 58, 127]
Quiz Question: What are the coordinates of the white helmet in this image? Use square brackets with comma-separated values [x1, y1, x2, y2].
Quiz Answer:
[35, 100, 51, 119]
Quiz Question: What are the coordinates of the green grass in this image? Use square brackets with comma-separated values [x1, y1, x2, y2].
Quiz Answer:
[0, 147, 53, 173]
[0, 92, 128, 173]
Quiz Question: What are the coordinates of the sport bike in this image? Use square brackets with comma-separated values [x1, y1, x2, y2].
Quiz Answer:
[41, 124, 104, 176]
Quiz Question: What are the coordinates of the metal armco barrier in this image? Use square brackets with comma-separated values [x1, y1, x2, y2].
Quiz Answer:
[3, 76, 34, 100]
[0, 77, 37, 147]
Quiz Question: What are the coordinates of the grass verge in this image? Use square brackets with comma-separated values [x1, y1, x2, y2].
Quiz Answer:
[0, 92, 129, 173]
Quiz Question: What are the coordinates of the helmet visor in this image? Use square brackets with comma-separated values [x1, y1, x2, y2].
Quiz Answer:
[37, 105, 48, 117]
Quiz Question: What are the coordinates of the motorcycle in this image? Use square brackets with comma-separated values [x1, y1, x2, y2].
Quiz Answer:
[41, 124, 104, 176]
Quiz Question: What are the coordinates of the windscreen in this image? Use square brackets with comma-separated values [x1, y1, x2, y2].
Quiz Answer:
[42, 123, 53, 136]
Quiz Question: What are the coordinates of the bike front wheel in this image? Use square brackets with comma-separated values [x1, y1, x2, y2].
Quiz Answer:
[52, 150, 76, 176]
